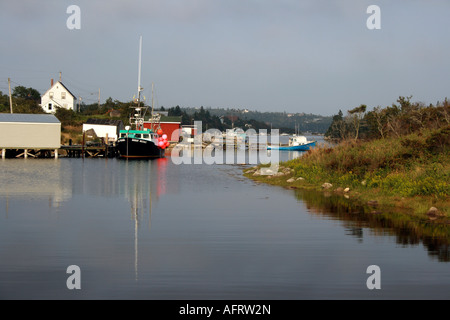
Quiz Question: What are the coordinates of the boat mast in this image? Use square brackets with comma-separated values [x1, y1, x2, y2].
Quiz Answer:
[137, 35, 143, 108]
[151, 82, 154, 117]
[131, 35, 145, 131]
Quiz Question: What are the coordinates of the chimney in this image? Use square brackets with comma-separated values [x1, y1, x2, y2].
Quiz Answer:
[51, 79, 54, 87]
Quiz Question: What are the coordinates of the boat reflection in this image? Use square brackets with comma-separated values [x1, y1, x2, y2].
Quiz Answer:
[121, 158, 170, 281]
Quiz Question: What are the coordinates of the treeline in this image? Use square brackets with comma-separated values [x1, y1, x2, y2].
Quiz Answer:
[0, 88, 277, 133]
[325, 96, 450, 141]
[0, 87, 44, 114]
[181, 106, 332, 133]
[163, 105, 272, 132]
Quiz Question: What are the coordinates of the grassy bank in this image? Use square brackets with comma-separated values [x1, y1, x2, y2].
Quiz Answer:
[244, 126, 450, 224]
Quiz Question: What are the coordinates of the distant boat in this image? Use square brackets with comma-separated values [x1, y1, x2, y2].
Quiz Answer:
[267, 135, 316, 151]
[117, 36, 166, 159]
[268, 122, 316, 151]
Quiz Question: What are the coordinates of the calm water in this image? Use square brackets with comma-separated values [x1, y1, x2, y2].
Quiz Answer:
[0, 136, 449, 299]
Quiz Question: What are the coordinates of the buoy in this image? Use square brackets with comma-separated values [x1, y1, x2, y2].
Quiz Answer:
[157, 129, 163, 136]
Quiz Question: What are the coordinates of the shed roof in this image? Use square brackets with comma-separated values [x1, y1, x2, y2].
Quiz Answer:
[0, 113, 60, 124]
[84, 118, 124, 126]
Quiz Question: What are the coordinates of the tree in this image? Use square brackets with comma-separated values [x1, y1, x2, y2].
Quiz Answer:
[12, 86, 41, 101]
[325, 109, 350, 140]
[348, 104, 367, 140]
[366, 106, 387, 139]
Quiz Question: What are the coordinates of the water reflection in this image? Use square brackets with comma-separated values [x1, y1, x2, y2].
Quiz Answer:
[119, 158, 171, 281]
[293, 188, 450, 262]
[0, 159, 72, 210]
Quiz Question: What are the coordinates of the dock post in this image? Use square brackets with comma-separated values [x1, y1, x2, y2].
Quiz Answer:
[55, 149, 58, 159]
[82, 131, 85, 158]
[24, 149, 28, 159]
[105, 133, 109, 158]
[1, 149, 5, 159]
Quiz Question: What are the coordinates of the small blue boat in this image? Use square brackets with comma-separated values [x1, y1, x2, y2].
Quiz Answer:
[267, 135, 316, 151]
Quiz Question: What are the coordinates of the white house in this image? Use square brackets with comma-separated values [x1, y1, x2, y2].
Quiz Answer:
[41, 79, 77, 113]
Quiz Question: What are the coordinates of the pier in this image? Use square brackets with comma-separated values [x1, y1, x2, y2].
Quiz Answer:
[60, 144, 118, 158]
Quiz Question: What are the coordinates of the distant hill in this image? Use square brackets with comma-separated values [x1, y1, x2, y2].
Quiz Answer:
[178, 106, 332, 134]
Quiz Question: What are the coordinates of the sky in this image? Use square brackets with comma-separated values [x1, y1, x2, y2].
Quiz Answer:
[1, 0, 449, 116]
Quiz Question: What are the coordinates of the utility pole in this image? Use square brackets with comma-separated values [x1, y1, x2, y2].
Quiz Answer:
[98, 88, 100, 109]
[8, 78, 13, 113]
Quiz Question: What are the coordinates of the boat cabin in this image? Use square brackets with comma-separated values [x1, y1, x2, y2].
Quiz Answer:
[119, 129, 155, 140]
[289, 135, 308, 146]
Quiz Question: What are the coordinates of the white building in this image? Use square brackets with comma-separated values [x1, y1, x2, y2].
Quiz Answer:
[41, 79, 77, 113]
[82, 119, 124, 142]
[0, 113, 61, 158]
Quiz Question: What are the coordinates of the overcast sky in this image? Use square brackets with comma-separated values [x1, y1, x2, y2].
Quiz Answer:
[1, 0, 449, 115]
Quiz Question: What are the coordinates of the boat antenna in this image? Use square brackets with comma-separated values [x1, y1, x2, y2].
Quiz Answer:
[151, 82, 154, 118]
[137, 35, 143, 107]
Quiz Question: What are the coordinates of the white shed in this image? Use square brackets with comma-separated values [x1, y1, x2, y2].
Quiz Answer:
[0, 113, 61, 158]
[82, 118, 124, 142]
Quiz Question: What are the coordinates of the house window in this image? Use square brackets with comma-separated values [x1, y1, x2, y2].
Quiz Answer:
[48, 103, 52, 110]
[49, 92, 54, 99]
[61, 92, 66, 99]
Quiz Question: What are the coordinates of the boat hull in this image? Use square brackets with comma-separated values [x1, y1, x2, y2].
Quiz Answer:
[117, 137, 164, 159]
[267, 141, 316, 151]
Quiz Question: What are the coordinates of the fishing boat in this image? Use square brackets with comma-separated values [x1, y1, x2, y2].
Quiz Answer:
[117, 36, 167, 159]
[267, 122, 316, 151]
[267, 135, 316, 151]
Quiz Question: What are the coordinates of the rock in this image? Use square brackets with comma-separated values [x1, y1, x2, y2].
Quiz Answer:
[321, 183, 333, 189]
[296, 177, 305, 181]
[335, 187, 344, 193]
[361, 180, 367, 186]
[367, 200, 378, 207]
[260, 168, 275, 175]
[252, 170, 261, 176]
[426, 207, 443, 219]
[287, 178, 295, 183]
[344, 187, 350, 193]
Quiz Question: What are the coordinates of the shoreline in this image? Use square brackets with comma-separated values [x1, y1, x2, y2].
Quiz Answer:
[243, 164, 450, 231]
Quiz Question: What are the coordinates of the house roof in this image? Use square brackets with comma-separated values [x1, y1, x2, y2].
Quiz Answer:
[0, 113, 60, 124]
[84, 118, 124, 126]
[42, 81, 76, 99]
[159, 115, 182, 123]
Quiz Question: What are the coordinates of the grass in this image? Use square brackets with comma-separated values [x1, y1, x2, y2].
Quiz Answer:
[244, 126, 450, 225]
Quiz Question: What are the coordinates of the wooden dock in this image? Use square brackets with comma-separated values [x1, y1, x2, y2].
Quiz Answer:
[60, 144, 118, 158]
